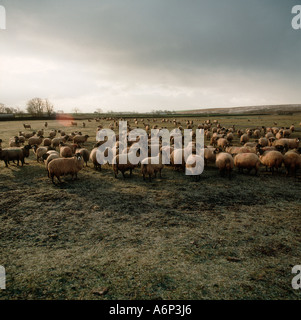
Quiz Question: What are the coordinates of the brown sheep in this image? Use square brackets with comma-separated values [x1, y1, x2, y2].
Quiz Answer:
[48, 153, 84, 183]
[0, 145, 31, 167]
[283, 150, 301, 177]
[240, 134, 249, 145]
[234, 153, 260, 175]
[214, 150, 234, 179]
[112, 152, 137, 178]
[28, 135, 43, 146]
[59, 145, 73, 158]
[141, 154, 164, 181]
[258, 149, 283, 174]
[73, 135, 89, 144]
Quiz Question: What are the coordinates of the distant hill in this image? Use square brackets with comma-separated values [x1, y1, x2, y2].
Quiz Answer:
[177, 104, 301, 115]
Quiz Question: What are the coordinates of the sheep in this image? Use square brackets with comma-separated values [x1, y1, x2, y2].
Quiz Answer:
[9, 136, 21, 147]
[59, 144, 73, 158]
[258, 149, 283, 174]
[23, 132, 36, 139]
[141, 153, 164, 181]
[75, 147, 90, 167]
[17, 135, 25, 144]
[204, 147, 216, 166]
[23, 124, 31, 129]
[258, 137, 269, 147]
[71, 121, 77, 126]
[226, 132, 234, 143]
[170, 149, 185, 171]
[44, 122, 48, 128]
[73, 135, 89, 144]
[240, 134, 249, 145]
[89, 148, 102, 170]
[52, 136, 68, 148]
[185, 154, 204, 181]
[273, 138, 299, 150]
[0, 145, 31, 167]
[112, 152, 137, 178]
[214, 150, 234, 179]
[283, 150, 301, 177]
[225, 146, 252, 156]
[217, 138, 229, 151]
[43, 138, 52, 146]
[49, 130, 57, 139]
[43, 152, 60, 173]
[48, 153, 84, 183]
[234, 153, 260, 175]
[28, 135, 43, 146]
[33, 145, 55, 162]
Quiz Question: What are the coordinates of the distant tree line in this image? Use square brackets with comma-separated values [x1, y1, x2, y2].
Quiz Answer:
[0, 103, 24, 115]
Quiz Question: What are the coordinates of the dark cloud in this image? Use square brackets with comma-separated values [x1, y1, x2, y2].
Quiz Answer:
[1, 0, 300, 112]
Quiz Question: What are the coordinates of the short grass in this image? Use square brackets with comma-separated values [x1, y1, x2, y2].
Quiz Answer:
[0, 113, 301, 300]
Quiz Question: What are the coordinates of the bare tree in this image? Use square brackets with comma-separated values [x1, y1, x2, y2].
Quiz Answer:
[45, 99, 54, 116]
[72, 107, 81, 114]
[26, 98, 45, 116]
[95, 108, 103, 114]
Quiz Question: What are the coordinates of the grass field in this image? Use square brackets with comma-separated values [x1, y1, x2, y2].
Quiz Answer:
[0, 113, 301, 300]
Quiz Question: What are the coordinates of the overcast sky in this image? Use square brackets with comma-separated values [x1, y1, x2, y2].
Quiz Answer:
[0, 0, 300, 113]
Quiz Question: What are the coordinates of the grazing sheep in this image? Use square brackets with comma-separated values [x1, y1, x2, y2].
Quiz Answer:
[283, 150, 301, 177]
[59, 144, 73, 158]
[273, 138, 299, 150]
[226, 132, 234, 143]
[0, 145, 31, 167]
[234, 153, 260, 175]
[204, 147, 216, 166]
[44, 122, 48, 128]
[43, 152, 60, 173]
[258, 149, 283, 174]
[52, 136, 68, 148]
[28, 135, 43, 146]
[23, 124, 31, 129]
[43, 138, 52, 146]
[141, 154, 164, 181]
[49, 130, 57, 139]
[185, 154, 204, 181]
[240, 134, 249, 145]
[73, 135, 89, 144]
[9, 136, 21, 147]
[258, 137, 269, 147]
[225, 146, 252, 156]
[89, 148, 102, 170]
[217, 138, 230, 151]
[48, 153, 84, 183]
[112, 152, 137, 178]
[214, 149, 234, 179]
[33, 145, 55, 162]
[170, 149, 185, 171]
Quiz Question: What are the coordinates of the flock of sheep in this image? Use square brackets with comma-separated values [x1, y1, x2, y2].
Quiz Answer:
[0, 118, 300, 183]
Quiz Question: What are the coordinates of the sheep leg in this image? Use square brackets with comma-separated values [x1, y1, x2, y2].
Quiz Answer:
[149, 174, 152, 182]
[122, 171, 125, 179]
